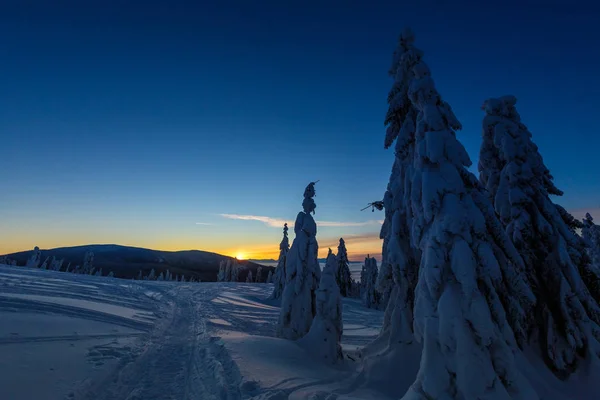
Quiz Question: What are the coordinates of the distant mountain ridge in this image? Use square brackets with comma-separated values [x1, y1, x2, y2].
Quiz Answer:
[2, 244, 271, 282]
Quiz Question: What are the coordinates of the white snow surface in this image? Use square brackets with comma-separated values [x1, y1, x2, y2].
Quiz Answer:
[0, 264, 383, 399]
[2, 264, 598, 399]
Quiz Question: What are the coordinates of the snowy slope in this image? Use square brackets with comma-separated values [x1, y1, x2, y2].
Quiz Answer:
[3, 264, 596, 399]
[0, 264, 386, 400]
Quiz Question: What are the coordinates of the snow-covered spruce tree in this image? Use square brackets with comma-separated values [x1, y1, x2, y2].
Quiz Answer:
[270, 223, 290, 300]
[336, 238, 353, 297]
[231, 261, 240, 282]
[26, 246, 42, 268]
[65, 262, 71, 273]
[266, 270, 273, 283]
[256, 266, 263, 283]
[217, 261, 226, 282]
[299, 249, 343, 363]
[377, 31, 538, 399]
[361, 257, 381, 309]
[246, 270, 253, 283]
[224, 260, 232, 281]
[50, 257, 64, 271]
[480, 96, 600, 376]
[374, 29, 426, 347]
[82, 251, 94, 274]
[583, 213, 600, 275]
[157, 272, 164, 281]
[40, 256, 49, 270]
[277, 182, 322, 340]
[107, 271, 114, 278]
[148, 269, 156, 280]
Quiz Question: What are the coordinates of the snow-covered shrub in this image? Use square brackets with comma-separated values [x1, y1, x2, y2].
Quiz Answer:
[277, 182, 321, 340]
[299, 249, 343, 364]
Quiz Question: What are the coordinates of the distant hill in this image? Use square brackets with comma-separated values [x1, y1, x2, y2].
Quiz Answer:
[2, 244, 272, 282]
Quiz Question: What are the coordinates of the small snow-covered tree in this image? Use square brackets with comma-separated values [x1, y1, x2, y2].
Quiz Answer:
[480, 95, 600, 375]
[277, 182, 322, 340]
[361, 257, 380, 309]
[231, 261, 240, 282]
[94, 268, 103, 277]
[147, 269, 156, 280]
[165, 269, 172, 281]
[583, 213, 600, 274]
[299, 249, 343, 364]
[107, 271, 114, 278]
[246, 271, 253, 283]
[50, 257, 64, 271]
[73, 265, 81, 274]
[40, 256, 50, 270]
[82, 251, 94, 274]
[266, 270, 273, 283]
[256, 266, 263, 283]
[376, 30, 538, 399]
[26, 246, 42, 268]
[157, 272, 164, 281]
[270, 223, 290, 300]
[217, 261, 226, 282]
[335, 238, 353, 297]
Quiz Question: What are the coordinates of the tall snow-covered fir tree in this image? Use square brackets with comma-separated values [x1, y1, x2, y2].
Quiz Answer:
[276, 182, 321, 340]
[266, 270, 273, 283]
[26, 246, 42, 268]
[480, 95, 600, 376]
[270, 223, 290, 300]
[335, 238, 352, 297]
[361, 256, 381, 309]
[246, 270, 253, 283]
[583, 213, 600, 274]
[375, 28, 424, 351]
[378, 30, 538, 399]
[256, 266, 263, 283]
[40, 256, 49, 270]
[299, 249, 343, 363]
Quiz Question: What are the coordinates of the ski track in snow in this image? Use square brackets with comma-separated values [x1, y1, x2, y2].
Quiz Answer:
[0, 265, 386, 400]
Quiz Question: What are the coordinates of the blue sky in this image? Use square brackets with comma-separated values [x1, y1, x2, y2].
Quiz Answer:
[1, 1, 599, 259]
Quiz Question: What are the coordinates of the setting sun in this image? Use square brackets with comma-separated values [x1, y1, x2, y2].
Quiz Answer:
[235, 252, 246, 260]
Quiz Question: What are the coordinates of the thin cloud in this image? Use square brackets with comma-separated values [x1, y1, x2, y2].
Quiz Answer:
[219, 213, 383, 228]
[219, 214, 290, 228]
[195, 222, 215, 226]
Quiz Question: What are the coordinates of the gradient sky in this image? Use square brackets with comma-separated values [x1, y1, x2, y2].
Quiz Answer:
[1, 1, 599, 260]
